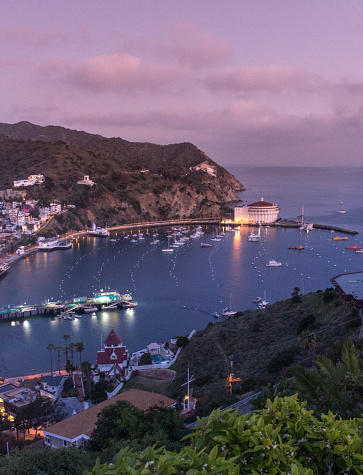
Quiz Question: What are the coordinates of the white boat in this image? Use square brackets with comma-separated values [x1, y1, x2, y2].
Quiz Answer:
[338, 202, 346, 214]
[162, 236, 174, 253]
[252, 296, 261, 303]
[213, 311, 219, 318]
[150, 235, 160, 245]
[247, 233, 260, 242]
[122, 301, 138, 308]
[88, 223, 109, 237]
[222, 294, 237, 317]
[258, 291, 269, 308]
[101, 302, 119, 310]
[130, 238, 138, 243]
[266, 259, 282, 267]
[83, 306, 98, 313]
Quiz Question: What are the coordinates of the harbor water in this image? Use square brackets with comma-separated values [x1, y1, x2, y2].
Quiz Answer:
[1, 166, 363, 377]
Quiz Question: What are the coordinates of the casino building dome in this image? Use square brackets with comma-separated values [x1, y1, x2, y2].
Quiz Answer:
[234, 197, 279, 224]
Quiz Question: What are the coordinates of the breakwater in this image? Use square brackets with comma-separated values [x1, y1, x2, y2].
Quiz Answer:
[267, 220, 358, 235]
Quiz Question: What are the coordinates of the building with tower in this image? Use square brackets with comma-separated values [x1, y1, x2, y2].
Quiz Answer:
[96, 329, 129, 377]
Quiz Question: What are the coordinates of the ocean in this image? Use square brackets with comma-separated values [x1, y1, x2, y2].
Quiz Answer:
[0, 166, 362, 377]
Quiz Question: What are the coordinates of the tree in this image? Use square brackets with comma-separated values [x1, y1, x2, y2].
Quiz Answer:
[46, 343, 55, 376]
[55, 346, 62, 375]
[88, 395, 363, 475]
[291, 286, 302, 303]
[81, 360, 93, 399]
[63, 334, 70, 361]
[139, 352, 152, 365]
[293, 339, 363, 418]
[176, 335, 189, 348]
[69, 342, 75, 366]
[75, 341, 84, 366]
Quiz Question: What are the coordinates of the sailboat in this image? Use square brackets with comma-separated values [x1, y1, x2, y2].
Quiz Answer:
[222, 294, 237, 317]
[338, 202, 346, 214]
[162, 235, 174, 253]
[258, 291, 269, 309]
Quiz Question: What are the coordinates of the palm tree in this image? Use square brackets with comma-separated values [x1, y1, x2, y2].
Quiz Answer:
[69, 342, 75, 366]
[75, 341, 84, 366]
[46, 343, 55, 376]
[63, 334, 70, 361]
[81, 360, 93, 399]
[55, 346, 62, 375]
[293, 340, 363, 417]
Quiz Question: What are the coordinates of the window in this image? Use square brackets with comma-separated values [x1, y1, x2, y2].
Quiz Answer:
[63, 440, 67, 447]
[45, 436, 50, 445]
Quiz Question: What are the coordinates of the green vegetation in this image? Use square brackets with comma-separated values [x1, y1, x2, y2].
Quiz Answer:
[0, 123, 245, 232]
[88, 395, 363, 474]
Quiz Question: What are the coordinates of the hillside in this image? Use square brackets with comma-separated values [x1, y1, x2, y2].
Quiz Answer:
[0, 122, 245, 233]
[169, 289, 361, 411]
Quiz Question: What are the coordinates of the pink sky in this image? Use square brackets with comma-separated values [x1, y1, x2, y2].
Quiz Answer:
[2, 1, 363, 166]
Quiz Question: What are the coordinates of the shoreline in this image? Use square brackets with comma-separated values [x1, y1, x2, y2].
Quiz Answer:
[0, 217, 358, 274]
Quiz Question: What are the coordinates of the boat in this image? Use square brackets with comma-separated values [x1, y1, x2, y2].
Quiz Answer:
[213, 311, 219, 318]
[83, 306, 98, 313]
[300, 223, 313, 232]
[247, 233, 260, 242]
[200, 243, 212, 248]
[346, 245, 361, 250]
[222, 294, 237, 317]
[101, 302, 119, 310]
[338, 202, 346, 214]
[130, 238, 138, 243]
[252, 296, 262, 303]
[332, 236, 348, 241]
[122, 301, 138, 308]
[87, 223, 109, 237]
[355, 249, 363, 253]
[109, 238, 117, 242]
[288, 245, 304, 250]
[0, 262, 10, 276]
[162, 236, 174, 253]
[266, 259, 282, 267]
[150, 234, 160, 245]
[93, 290, 121, 304]
[258, 291, 269, 309]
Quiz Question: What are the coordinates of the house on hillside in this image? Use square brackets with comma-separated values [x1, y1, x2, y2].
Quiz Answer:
[96, 329, 129, 377]
[77, 175, 95, 186]
[43, 389, 176, 449]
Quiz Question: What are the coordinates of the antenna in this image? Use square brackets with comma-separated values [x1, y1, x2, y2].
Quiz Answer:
[181, 367, 195, 410]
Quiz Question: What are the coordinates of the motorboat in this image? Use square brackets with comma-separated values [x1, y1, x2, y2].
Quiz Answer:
[252, 296, 262, 303]
[247, 233, 260, 242]
[346, 245, 361, 250]
[332, 236, 348, 241]
[355, 249, 363, 253]
[288, 245, 304, 250]
[213, 311, 219, 318]
[122, 301, 138, 308]
[266, 259, 282, 267]
[200, 243, 212, 248]
[83, 306, 98, 313]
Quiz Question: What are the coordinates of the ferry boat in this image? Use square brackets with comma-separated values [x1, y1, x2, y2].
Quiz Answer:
[93, 290, 121, 304]
[288, 245, 304, 250]
[266, 259, 282, 267]
[346, 245, 361, 250]
[332, 236, 348, 241]
[88, 223, 109, 237]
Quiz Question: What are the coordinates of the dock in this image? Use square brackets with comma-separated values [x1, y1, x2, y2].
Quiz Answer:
[260, 220, 358, 235]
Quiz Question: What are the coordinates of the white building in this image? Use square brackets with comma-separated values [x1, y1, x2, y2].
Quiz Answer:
[234, 197, 279, 224]
[77, 175, 95, 186]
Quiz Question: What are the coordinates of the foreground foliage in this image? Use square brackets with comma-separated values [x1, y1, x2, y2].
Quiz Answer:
[88, 395, 363, 474]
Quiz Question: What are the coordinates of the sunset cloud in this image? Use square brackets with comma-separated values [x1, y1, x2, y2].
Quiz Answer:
[168, 24, 231, 67]
[205, 66, 313, 92]
[68, 53, 187, 91]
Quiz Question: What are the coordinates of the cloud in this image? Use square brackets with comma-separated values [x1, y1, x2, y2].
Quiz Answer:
[67, 53, 187, 92]
[167, 23, 231, 67]
[205, 65, 313, 92]
[0, 25, 34, 43]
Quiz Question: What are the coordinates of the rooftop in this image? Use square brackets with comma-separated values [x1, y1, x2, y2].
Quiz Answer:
[43, 389, 176, 441]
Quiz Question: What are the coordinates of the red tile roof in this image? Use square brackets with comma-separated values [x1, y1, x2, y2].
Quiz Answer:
[104, 329, 122, 346]
[248, 200, 275, 207]
[96, 347, 128, 365]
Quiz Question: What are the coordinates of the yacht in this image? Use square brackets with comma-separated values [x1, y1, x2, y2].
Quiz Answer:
[247, 233, 260, 242]
[266, 259, 282, 267]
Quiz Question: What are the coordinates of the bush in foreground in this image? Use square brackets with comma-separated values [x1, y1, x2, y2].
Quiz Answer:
[88, 395, 363, 474]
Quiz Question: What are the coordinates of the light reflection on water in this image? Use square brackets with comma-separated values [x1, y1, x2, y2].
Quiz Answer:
[0, 166, 363, 377]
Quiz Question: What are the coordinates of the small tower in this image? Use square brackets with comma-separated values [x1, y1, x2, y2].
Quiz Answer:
[96, 329, 128, 377]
